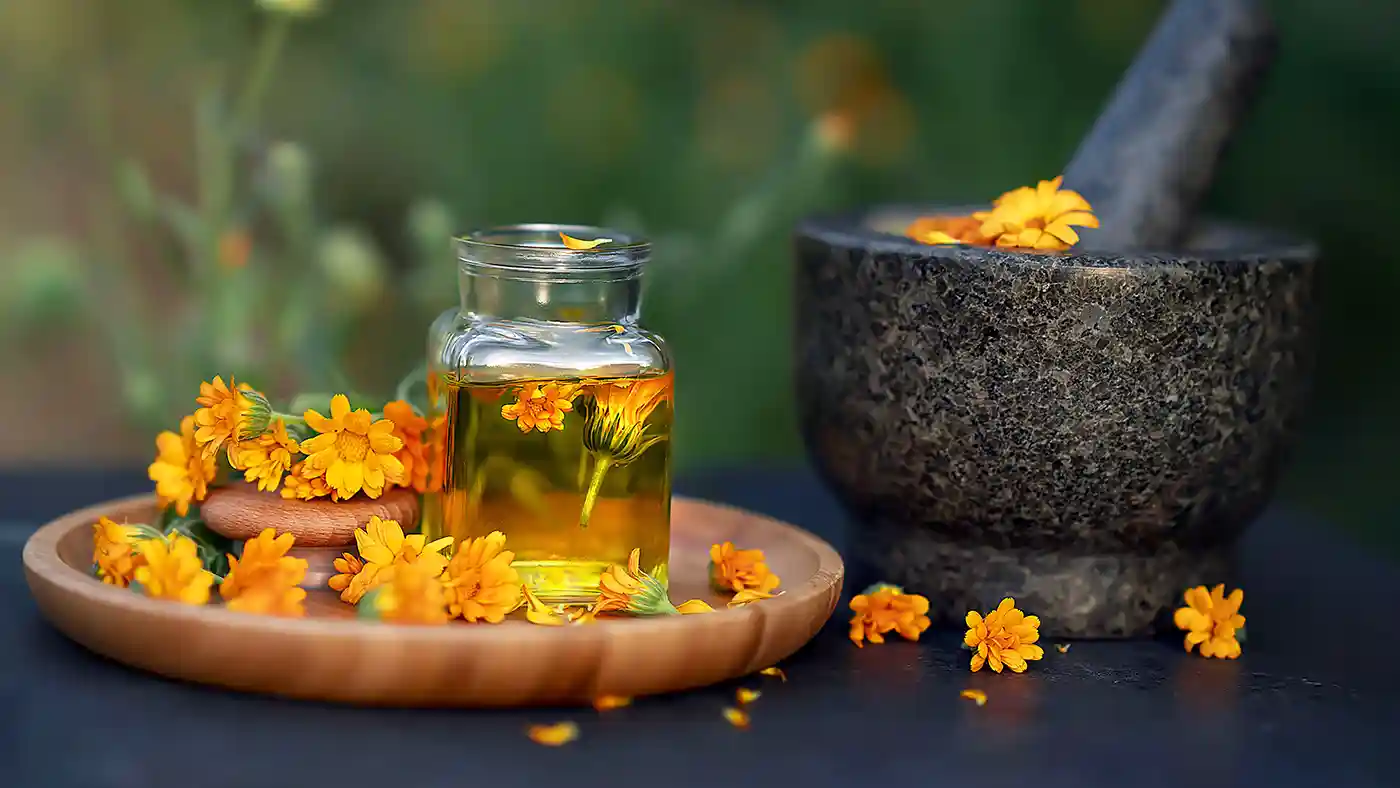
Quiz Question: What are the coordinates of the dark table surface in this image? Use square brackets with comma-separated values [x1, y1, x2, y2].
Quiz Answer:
[2, 467, 1397, 788]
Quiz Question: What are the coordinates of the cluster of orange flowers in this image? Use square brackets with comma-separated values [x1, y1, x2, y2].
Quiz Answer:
[147, 376, 445, 516]
[325, 523, 791, 626]
[92, 520, 310, 615]
[905, 176, 1100, 252]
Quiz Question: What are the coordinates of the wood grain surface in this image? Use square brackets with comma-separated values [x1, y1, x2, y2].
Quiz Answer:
[201, 484, 420, 547]
[22, 494, 844, 707]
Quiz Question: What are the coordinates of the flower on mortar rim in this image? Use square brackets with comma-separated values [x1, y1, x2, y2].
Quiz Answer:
[299, 394, 405, 500]
[148, 415, 217, 517]
[280, 461, 333, 500]
[849, 582, 931, 647]
[442, 531, 522, 623]
[977, 176, 1099, 251]
[92, 516, 160, 588]
[1173, 584, 1246, 660]
[964, 597, 1044, 673]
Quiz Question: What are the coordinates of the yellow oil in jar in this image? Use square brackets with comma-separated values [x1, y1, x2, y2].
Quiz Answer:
[439, 372, 673, 604]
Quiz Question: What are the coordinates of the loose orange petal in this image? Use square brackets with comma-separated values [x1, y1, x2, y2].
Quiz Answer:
[560, 232, 613, 250]
[758, 666, 786, 682]
[960, 688, 987, 706]
[675, 598, 715, 614]
[736, 688, 761, 705]
[592, 695, 632, 711]
[722, 707, 750, 730]
[527, 722, 579, 746]
[1055, 643, 1071, 653]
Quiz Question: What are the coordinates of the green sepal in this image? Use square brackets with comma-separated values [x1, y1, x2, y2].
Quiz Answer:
[623, 576, 681, 616]
[358, 587, 385, 620]
[129, 580, 146, 596]
[858, 582, 905, 597]
[1235, 627, 1247, 644]
[159, 505, 233, 579]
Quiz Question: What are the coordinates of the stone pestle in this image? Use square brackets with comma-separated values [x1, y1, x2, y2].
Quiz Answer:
[1062, 0, 1277, 251]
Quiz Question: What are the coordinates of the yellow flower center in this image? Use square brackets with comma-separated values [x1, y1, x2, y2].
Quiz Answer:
[335, 431, 370, 462]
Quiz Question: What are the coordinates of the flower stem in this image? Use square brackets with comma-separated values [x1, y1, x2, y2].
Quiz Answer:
[578, 454, 614, 529]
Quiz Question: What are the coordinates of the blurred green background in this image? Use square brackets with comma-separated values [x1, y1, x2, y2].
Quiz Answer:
[1, 0, 1395, 549]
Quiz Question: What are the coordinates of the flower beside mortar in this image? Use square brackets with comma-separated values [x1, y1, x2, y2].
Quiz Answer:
[1174, 584, 1246, 659]
[848, 583, 931, 647]
[963, 597, 1044, 673]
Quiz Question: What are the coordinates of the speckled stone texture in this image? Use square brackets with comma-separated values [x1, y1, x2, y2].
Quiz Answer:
[794, 209, 1318, 637]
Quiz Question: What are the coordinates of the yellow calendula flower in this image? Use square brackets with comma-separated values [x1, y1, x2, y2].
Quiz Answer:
[193, 376, 271, 460]
[964, 597, 1044, 673]
[134, 533, 214, 605]
[501, 383, 579, 434]
[978, 176, 1099, 251]
[345, 516, 453, 605]
[299, 394, 406, 501]
[1174, 584, 1245, 660]
[709, 541, 781, 596]
[442, 531, 522, 623]
[280, 461, 332, 500]
[220, 528, 308, 617]
[327, 552, 364, 604]
[92, 516, 148, 588]
[849, 583, 931, 647]
[373, 562, 449, 625]
[383, 400, 435, 494]
[228, 418, 300, 492]
[148, 415, 217, 517]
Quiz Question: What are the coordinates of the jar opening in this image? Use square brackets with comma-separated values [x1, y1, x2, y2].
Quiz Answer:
[457, 223, 649, 281]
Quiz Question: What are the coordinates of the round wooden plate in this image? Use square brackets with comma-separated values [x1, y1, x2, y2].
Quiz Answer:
[22, 494, 844, 707]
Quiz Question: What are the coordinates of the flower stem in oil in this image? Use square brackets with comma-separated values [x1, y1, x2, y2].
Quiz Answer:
[578, 454, 614, 528]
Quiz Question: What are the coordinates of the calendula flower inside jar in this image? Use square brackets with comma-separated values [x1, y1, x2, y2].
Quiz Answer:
[430, 225, 674, 605]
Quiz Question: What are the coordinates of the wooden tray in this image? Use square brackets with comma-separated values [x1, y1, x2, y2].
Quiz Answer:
[22, 494, 844, 707]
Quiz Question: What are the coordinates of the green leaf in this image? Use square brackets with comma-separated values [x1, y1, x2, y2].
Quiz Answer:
[161, 508, 234, 579]
[358, 587, 384, 620]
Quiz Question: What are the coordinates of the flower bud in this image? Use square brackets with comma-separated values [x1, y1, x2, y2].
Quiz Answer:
[265, 141, 312, 208]
[316, 227, 385, 310]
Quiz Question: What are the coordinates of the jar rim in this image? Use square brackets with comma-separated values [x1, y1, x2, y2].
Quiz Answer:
[456, 223, 649, 277]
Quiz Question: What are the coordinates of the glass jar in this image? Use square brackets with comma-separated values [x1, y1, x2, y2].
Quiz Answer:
[425, 224, 674, 604]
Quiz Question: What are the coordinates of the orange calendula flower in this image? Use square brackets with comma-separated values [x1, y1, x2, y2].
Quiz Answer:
[527, 722, 579, 747]
[382, 400, 434, 494]
[327, 552, 364, 604]
[228, 418, 300, 492]
[523, 584, 567, 626]
[373, 562, 449, 625]
[736, 688, 761, 705]
[960, 688, 988, 706]
[148, 415, 217, 517]
[92, 516, 151, 588]
[280, 461, 333, 500]
[134, 533, 214, 605]
[559, 231, 613, 250]
[722, 707, 751, 730]
[347, 516, 453, 605]
[849, 583, 931, 647]
[593, 548, 701, 616]
[593, 695, 632, 711]
[501, 383, 579, 434]
[193, 376, 270, 459]
[299, 394, 406, 500]
[1173, 584, 1245, 660]
[964, 597, 1044, 673]
[977, 176, 1099, 251]
[220, 528, 308, 617]
[905, 215, 989, 246]
[709, 541, 781, 596]
[442, 531, 522, 623]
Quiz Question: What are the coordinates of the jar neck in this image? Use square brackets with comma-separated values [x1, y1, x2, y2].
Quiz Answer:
[455, 223, 648, 324]
[459, 272, 641, 323]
